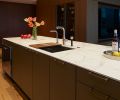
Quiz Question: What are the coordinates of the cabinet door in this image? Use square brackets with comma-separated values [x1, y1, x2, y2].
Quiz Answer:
[109, 97, 117, 100]
[106, 79, 120, 100]
[33, 52, 49, 100]
[12, 46, 33, 99]
[77, 67, 109, 94]
[77, 82, 109, 100]
[50, 58, 75, 100]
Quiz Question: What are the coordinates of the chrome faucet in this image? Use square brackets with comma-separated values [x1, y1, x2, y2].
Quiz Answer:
[50, 30, 58, 43]
[56, 26, 66, 45]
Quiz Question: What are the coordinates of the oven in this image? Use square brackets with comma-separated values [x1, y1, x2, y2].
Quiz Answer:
[2, 45, 12, 77]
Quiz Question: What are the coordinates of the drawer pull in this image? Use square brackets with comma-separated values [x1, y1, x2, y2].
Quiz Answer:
[62, 62, 65, 64]
[88, 72, 108, 82]
[54, 59, 56, 61]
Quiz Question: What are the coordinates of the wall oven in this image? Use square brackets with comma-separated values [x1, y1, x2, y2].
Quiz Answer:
[2, 45, 12, 77]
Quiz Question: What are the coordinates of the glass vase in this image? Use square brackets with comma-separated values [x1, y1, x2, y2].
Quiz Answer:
[32, 26, 37, 40]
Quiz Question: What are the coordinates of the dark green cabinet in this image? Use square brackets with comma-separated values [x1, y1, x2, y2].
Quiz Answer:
[50, 58, 76, 100]
[12, 45, 33, 99]
[33, 52, 50, 100]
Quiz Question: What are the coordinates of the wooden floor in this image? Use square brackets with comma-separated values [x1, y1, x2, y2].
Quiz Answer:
[0, 49, 24, 100]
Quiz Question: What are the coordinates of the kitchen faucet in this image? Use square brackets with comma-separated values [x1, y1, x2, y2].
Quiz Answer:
[56, 26, 66, 45]
[50, 30, 58, 43]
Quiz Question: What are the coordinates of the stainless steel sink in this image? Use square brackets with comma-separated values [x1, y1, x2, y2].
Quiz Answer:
[29, 42, 73, 53]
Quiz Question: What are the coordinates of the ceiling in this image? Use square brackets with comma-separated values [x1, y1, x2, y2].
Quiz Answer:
[0, 0, 37, 4]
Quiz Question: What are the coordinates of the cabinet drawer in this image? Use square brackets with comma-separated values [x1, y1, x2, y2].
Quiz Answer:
[109, 97, 117, 100]
[77, 67, 109, 93]
[77, 82, 109, 100]
[106, 79, 120, 100]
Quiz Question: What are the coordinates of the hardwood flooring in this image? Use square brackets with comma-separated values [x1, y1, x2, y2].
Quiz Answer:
[0, 49, 24, 100]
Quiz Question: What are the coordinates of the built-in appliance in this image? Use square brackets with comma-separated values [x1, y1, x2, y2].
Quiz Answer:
[2, 45, 12, 77]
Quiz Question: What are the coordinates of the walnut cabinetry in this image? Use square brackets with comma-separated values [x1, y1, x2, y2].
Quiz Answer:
[33, 52, 50, 100]
[106, 79, 120, 100]
[37, 0, 87, 41]
[3, 39, 76, 100]
[77, 67, 119, 100]
[77, 83, 109, 100]
[109, 98, 116, 100]
[50, 58, 76, 100]
[12, 45, 33, 99]
[3, 39, 120, 100]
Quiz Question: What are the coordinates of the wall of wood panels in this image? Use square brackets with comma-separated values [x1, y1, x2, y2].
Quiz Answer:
[37, 0, 87, 42]
[36, 0, 57, 37]
[75, 0, 87, 41]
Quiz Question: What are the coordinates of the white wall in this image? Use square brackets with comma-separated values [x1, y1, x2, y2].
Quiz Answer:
[86, 0, 120, 43]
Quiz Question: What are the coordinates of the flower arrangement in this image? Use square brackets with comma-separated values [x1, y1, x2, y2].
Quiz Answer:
[24, 17, 45, 27]
[24, 17, 45, 39]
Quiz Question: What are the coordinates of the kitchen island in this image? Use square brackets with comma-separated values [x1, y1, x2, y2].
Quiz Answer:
[2, 36, 120, 100]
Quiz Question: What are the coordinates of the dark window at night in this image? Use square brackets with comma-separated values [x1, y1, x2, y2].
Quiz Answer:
[98, 4, 120, 41]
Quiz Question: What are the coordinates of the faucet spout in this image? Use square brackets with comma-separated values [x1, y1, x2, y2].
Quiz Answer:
[50, 30, 58, 43]
[56, 26, 66, 45]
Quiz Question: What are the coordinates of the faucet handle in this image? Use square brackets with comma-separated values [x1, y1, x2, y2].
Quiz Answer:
[70, 36, 74, 46]
[70, 36, 74, 40]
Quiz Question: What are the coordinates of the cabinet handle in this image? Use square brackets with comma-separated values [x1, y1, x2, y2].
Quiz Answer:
[62, 62, 65, 64]
[88, 72, 108, 82]
[53, 59, 65, 64]
[58, 60, 65, 64]
[90, 87, 109, 100]
[54, 59, 56, 61]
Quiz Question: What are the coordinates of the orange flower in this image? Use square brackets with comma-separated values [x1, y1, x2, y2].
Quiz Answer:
[28, 17, 33, 22]
[24, 17, 45, 28]
[28, 22, 34, 27]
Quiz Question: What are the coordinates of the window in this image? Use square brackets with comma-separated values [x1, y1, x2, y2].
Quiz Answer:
[98, 3, 120, 40]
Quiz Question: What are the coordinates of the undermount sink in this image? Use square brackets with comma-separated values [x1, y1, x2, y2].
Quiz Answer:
[39, 45, 73, 53]
[29, 42, 73, 53]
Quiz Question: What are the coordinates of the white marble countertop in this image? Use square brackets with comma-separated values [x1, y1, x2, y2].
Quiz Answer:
[4, 36, 120, 82]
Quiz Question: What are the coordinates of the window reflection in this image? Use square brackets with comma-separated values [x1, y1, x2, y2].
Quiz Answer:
[98, 4, 120, 41]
